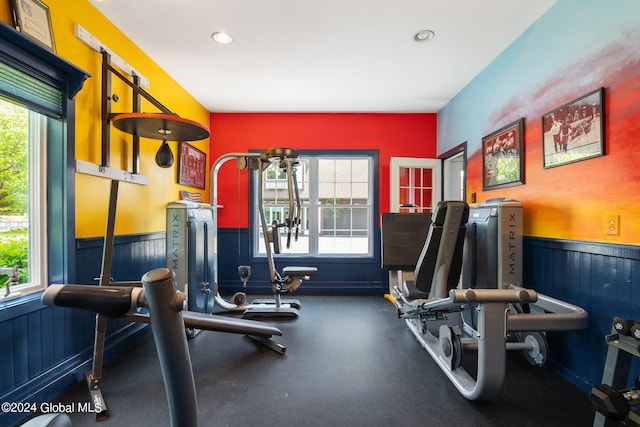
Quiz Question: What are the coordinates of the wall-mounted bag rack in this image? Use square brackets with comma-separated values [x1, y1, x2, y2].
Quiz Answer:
[72, 25, 211, 421]
[70, 26, 287, 423]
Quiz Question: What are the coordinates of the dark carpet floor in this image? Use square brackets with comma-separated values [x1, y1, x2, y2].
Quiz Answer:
[51, 295, 595, 426]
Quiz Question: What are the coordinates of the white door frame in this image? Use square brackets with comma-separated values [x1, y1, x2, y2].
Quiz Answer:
[390, 157, 441, 212]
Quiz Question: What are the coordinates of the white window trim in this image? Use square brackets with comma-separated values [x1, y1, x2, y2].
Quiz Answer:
[1, 111, 47, 300]
[254, 152, 374, 258]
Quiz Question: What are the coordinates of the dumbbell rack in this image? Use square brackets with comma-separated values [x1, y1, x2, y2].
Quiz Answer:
[593, 324, 640, 426]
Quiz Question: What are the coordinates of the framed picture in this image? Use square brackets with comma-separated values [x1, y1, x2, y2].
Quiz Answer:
[542, 87, 605, 168]
[482, 118, 524, 190]
[10, 0, 56, 52]
[178, 142, 206, 189]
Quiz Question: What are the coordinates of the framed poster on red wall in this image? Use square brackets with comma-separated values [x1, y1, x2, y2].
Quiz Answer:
[178, 141, 206, 189]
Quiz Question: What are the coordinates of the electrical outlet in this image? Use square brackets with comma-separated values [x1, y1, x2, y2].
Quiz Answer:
[607, 215, 620, 236]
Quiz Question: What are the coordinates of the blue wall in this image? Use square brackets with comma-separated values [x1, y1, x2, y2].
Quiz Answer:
[524, 238, 640, 391]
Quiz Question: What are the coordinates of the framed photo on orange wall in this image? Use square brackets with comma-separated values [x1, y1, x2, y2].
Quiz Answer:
[482, 118, 524, 190]
[542, 87, 605, 168]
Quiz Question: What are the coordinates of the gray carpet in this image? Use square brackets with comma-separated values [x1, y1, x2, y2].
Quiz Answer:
[50, 295, 595, 426]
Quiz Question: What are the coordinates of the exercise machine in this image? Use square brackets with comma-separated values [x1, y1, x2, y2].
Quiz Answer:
[68, 44, 290, 421]
[382, 199, 588, 400]
[591, 317, 640, 426]
[77, 124, 289, 419]
[209, 148, 317, 318]
[167, 192, 251, 318]
[40, 268, 203, 427]
[166, 201, 217, 317]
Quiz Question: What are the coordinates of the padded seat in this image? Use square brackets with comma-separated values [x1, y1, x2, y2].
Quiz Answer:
[282, 266, 318, 277]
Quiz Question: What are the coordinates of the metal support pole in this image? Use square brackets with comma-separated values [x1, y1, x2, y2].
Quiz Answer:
[132, 74, 141, 174]
[86, 179, 119, 420]
[209, 153, 262, 287]
[100, 50, 111, 167]
[142, 268, 197, 427]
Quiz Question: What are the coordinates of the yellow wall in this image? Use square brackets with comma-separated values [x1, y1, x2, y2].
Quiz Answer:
[1, 0, 210, 238]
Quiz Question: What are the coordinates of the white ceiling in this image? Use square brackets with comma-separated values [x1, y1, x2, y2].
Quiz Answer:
[89, 0, 555, 113]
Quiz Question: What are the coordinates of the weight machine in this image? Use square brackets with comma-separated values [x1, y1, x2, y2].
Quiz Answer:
[41, 268, 202, 427]
[591, 316, 640, 426]
[65, 33, 288, 422]
[208, 148, 317, 318]
[382, 199, 588, 400]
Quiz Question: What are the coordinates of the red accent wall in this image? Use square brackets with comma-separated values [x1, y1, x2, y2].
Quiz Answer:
[209, 113, 436, 228]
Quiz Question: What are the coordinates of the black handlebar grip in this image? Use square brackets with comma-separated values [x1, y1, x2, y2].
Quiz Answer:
[613, 316, 634, 335]
[271, 220, 281, 254]
[631, 323, 640, 341]
[42, 284, 141, 317]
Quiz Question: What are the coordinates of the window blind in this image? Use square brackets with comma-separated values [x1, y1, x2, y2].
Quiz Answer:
[0, 59, 62, 118]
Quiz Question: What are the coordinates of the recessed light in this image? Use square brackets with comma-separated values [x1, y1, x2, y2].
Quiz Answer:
[414, 29, 435, 42]
[211, 32, 233, 45]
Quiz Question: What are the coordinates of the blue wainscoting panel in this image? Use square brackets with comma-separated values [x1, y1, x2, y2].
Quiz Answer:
[216, 228, 388, 295]
[0, 233, 165, 427]
[524, 237, 640, 392]
[3, 228, 638, 426]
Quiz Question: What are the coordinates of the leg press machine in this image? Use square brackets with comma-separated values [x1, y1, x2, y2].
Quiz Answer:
[382, 199, 588, 400]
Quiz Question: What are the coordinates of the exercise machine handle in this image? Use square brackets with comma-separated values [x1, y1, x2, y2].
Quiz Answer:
[285, 158, 295, 248]
[42, 284, 143, 317]
[291, 163, 301, 242]
[271, 220, 282, 254]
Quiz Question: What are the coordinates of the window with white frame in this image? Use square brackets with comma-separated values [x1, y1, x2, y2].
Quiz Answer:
[255, 151, 374, 257]
[0, 98, 47, 300]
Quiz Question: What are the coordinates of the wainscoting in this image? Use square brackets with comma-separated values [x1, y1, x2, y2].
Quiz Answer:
[216, 228, 388, 295]
[1, 231, 638, 425]
[523, 237, 640, 392]
[0, 233, 165, 427]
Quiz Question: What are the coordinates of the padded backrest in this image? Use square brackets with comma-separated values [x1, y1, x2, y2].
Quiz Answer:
[428, 201, 469, 299]
[445, 206, 469, 294]
[380, 212, 431, 271]
[414, 202, 448, 292]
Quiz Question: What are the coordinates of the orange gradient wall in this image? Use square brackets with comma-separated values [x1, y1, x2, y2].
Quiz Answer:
[438, 2, 640, 245]
[465, 80, 640, 243]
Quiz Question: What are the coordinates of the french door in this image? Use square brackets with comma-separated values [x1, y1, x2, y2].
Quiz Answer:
[389, 157, 441, 212]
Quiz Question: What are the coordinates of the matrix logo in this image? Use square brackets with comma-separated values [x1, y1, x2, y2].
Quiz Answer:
[508, 212, 518, 276]
[170, 212, 181, 270]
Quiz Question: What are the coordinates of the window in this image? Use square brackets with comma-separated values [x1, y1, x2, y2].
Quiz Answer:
[0, 98, 47, 300]
[255, 151, 375, 257]
[0, 24, 87, 308]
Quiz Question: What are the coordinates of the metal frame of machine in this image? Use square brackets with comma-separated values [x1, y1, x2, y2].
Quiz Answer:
[383, 199, 588, 400]
[42, 268, 202, 427]
[209, 148, 316, 318]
